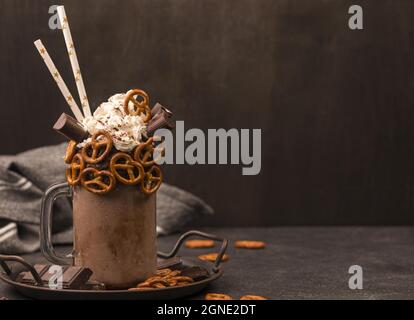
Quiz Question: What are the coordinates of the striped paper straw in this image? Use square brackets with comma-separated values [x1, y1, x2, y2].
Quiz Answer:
[34, 40, 84, 122]
[57, 6, 92, 117]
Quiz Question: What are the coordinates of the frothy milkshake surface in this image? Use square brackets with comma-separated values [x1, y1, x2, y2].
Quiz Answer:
[80, 91, 147, 152]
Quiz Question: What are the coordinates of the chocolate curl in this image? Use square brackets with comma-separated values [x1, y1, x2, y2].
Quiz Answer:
[53, 113, 90, 142]
[147, 109, 176, 136]
[151, 103, 174, 118]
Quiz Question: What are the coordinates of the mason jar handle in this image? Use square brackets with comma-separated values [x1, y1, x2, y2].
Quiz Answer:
[157, 230, 228, 273]
[40, 182, 73, 266]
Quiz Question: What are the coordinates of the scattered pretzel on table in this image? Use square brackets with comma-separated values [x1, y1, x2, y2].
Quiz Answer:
[124, 89, 152, 123]
[141, 165, 163, 195]
[235, 240, 266, 249]
[198, 253, 230, 263]
[185, 240, 215, 249]
[81, 130, 113, 164]
[240, 295, 267, 300]
[205, 293, 233, 300]
[66, 153, 85, 186]
[80, 167, 116, 194]
[110, 152, 144, 185]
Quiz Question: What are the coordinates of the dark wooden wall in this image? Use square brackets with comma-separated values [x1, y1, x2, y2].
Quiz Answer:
[1, 0, 414, 226]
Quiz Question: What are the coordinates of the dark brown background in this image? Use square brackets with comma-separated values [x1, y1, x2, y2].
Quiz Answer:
[1, 0, 414, 226]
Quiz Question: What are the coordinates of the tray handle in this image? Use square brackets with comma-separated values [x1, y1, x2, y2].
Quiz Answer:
[0, 254, 43, 286]
[157, 230, 228, 273]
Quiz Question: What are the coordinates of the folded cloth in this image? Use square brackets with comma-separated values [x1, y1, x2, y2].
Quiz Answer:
[0, 143, 213, 255]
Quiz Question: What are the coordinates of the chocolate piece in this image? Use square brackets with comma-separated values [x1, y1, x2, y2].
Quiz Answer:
[157, 257, 182, 270]
[62, 266, 93, 289]
[53, 113, 89, 142]
[147, 110, 175, 136]
[151, 103, 173, 118]
[151, 103, 162, 116]
[20, 264, 49, 283]
[180, 266, 209, 281]
[18, 264, 92, 289]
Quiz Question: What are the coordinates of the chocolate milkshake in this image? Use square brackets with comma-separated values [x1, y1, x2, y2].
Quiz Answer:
[72, 185, 156, 289]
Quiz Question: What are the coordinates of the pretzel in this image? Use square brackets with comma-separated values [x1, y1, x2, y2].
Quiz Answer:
[133, 269, 195, 290]
[235, 240, 266, 249]
[110, 152, 144, 185]
[169, 276, 194, 283]
[81, 130, 113, 164]
[141, 165, 163, 195]
[80, 168, 116, 194]
[65, 153, 85, 186]
[198, 253, 230, 263]
[143, 278, 170, 288]
[164, 270, 181, 278]
[156, 269, 172, 277]
[205, 293, 233, 300]
[64, 140, 78, 164]
[134, 138, 157, 168]
[240, 295, 267, 300]
[185, 240, 215, 249]
[124, 89, 151, 123]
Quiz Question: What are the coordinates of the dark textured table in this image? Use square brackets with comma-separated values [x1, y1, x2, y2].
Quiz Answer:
[1, 227, 414, 300]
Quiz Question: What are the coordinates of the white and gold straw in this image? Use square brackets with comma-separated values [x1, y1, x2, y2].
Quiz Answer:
[57, 6, 92, 117]
[34, 40, 84, 122]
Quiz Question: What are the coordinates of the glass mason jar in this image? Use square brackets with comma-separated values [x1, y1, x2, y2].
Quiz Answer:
[40, 182, 157, 289]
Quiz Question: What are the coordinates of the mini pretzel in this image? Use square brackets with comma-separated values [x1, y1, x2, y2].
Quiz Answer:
[82, 130, 113, 164]
[66, 153, 85, 186]
[110, 152, 144, 185]
[64, 141, 78, 164]
[133, 269, 195, 289]
[156, 269, 172, 277]
[134, 138, 157, 168]
[205, 293, 233, 300]
[80, 168, 116, 195]
[144, 278, 170, 287]
[164, 270, 181, 278]
[169, 276, 194, 283]
[124, 89, 151, 122]
[141, 165, 163, 195]
[235, 240, 266, 249]
[185, 240, 215, 249]
[198, 253, 230, 263]
[240, 295, 267, 300]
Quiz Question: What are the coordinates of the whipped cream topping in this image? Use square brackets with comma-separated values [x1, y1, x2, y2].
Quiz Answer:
[80, 92, 147, 152]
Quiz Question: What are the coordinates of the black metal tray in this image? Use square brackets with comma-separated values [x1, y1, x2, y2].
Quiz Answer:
[0, 230, 227, 300]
